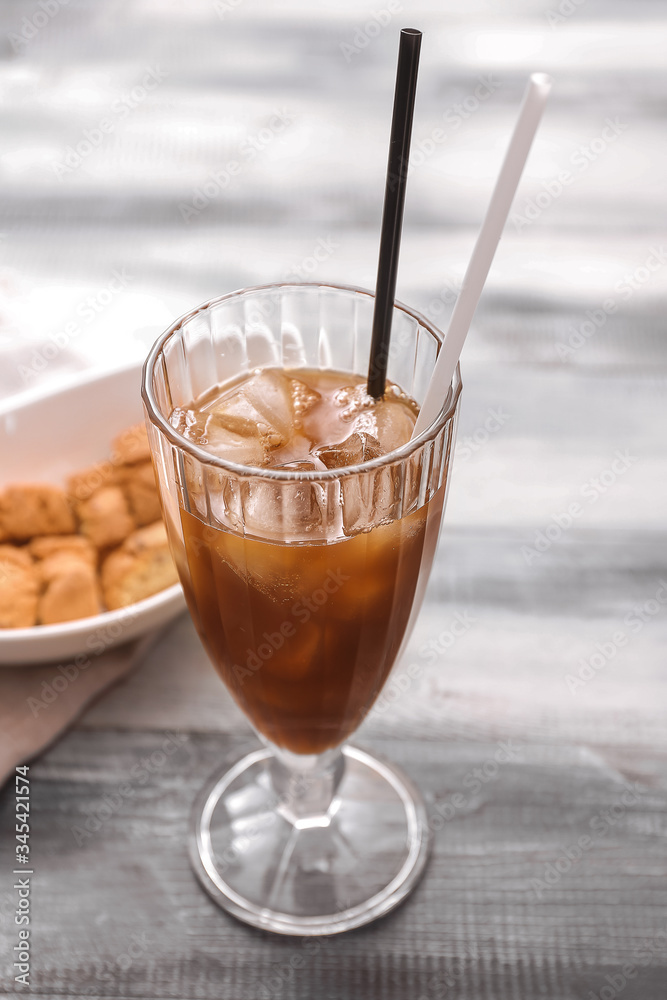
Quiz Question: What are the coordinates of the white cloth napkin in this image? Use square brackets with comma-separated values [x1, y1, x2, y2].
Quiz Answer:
[0, 631, 158, 787]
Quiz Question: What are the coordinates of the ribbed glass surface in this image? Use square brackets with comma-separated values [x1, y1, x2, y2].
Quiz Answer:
[143, 282, 461, 755]
[144, 282, 461, 546]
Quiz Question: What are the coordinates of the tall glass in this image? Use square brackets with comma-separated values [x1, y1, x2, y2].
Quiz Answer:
[142, 282, 461, 935]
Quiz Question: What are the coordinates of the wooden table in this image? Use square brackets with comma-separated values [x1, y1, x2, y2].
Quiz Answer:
[1, 1, 666, 996]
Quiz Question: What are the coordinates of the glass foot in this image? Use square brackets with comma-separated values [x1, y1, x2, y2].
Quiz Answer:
[189, 744, 432, 935]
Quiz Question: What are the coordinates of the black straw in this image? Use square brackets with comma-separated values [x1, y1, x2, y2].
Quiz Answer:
[367, 27, 422, 399]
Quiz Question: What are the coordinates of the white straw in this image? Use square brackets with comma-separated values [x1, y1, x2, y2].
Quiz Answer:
[412, 72, 552, 439]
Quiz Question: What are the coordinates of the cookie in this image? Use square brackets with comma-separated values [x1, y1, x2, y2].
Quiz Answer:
[0, 484, 76, 541]
[111, 423, 151, 466]
[29, 534, 97, 566]
[101, 521, 178, 610]
[67, 461, 115, 503]
[0, 545, 40, 628]
[38, 553, 101, 625]
[114, 461, 162, 527]
[76, 486, 135, 550]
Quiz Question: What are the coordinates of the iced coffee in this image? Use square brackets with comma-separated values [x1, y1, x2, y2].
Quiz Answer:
[170, 367, 444, 754]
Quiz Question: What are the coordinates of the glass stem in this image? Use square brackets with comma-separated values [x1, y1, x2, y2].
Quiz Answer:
[268, 745, 345, 829]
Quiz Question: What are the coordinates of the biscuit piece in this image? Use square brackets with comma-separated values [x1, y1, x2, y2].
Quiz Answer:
[101, 521, 178, 610]
[0, 545, 40, 628]
[38, 552, 101, 625]
[111, 424, 151, 466]
[0, 484, 76, 541]
[67, 461, 115, 503]
[77, 486, 135, 550]
[29, 534, 97, 567]
[115, 461, 162, 527]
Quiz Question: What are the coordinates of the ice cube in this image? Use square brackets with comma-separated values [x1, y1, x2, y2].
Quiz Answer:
[207, 395, 282, 453]
[208, 394, 270, 440]
[212, 491, 328, 600]
[170, 406, 199, 436]
[290, 378, 321, 421]
[201, 420, 267, 467]
[338, 464, 402, 536]
[314, 432, 383, 470]
[273, 460, 326, 472]
[242, 369, 294, 438]
[372, 396, 416, 454]
[203, 368, 296, 456]
[213, 521, 299, 602]
[170, 391, 268, 463]
[332, 382, 416, 457]
[236, 476, 327, 544]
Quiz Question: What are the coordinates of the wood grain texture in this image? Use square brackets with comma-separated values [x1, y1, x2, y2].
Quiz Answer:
[1, 731, 666, 999]
[1, 0, 666, 995]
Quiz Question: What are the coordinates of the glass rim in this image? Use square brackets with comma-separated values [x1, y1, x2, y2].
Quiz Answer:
[141, 281, 463, 482]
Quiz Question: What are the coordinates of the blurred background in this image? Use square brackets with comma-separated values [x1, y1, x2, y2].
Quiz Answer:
[2, 0, 665, 395]
[1, 0, 664, 727]
[1, 0, 666, 994]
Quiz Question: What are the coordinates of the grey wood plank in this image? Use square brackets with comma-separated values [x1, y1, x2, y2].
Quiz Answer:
[79, 525, 667, 755]
[0, 0, 665, 995]
[1, 730, 666, 998]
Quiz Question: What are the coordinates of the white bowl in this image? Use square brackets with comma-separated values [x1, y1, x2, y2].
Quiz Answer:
[0, 362, 186, 665]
